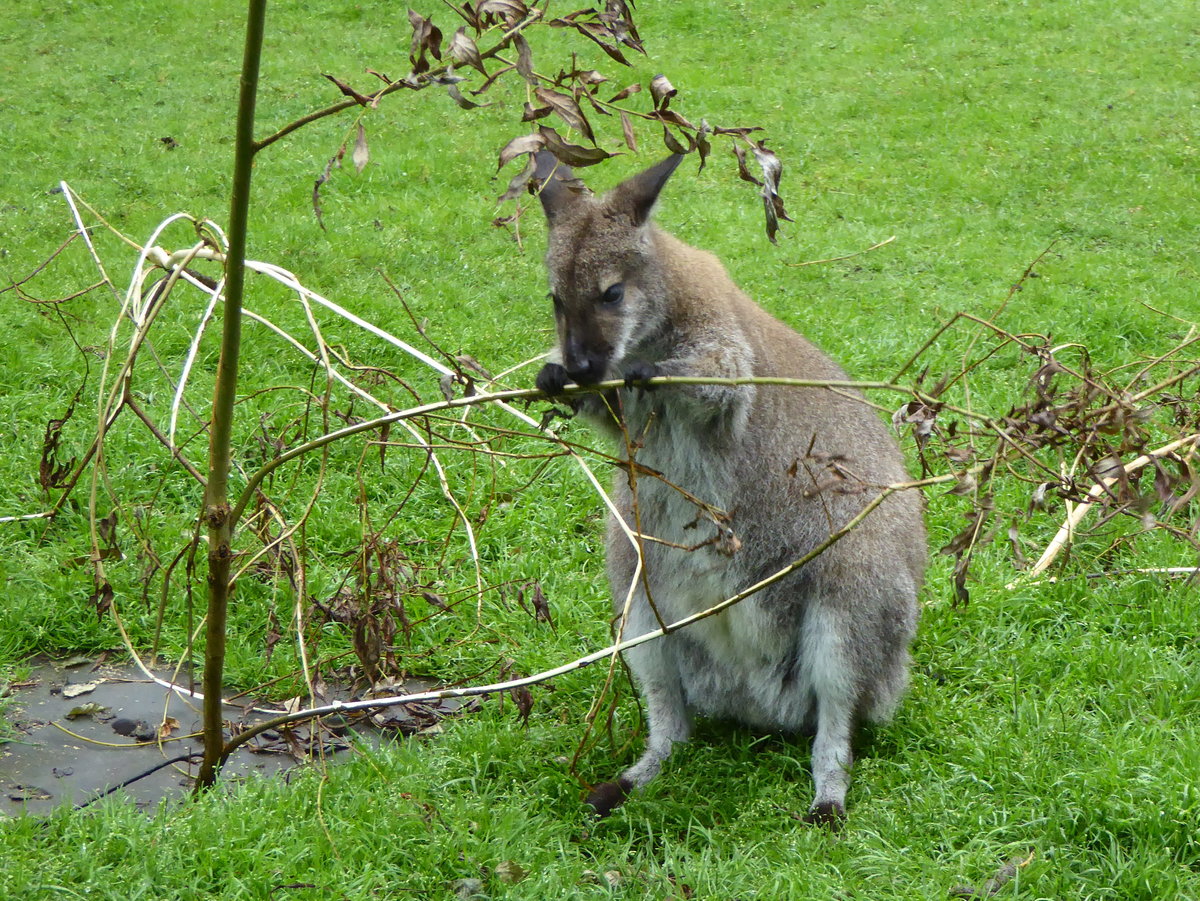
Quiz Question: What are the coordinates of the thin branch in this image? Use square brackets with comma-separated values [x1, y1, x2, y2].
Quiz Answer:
[252, 9, 543, 153]
[785, 235, 895, 267]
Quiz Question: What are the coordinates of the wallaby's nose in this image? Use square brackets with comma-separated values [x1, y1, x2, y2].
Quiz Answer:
[564, 339, 609, 385]
[565, 354, 608, 385]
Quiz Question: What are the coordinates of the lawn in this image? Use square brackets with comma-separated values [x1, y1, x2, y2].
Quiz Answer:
[1, 0, 1199, 898]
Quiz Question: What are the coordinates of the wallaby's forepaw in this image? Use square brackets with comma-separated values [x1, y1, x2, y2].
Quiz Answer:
[622, 361, 661, 391]
[803, 800, 846, 831]
[586, 778, 633, 817]
[536, 362, 571, 397]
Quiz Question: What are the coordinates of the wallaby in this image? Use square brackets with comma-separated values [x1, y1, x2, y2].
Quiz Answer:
[532, 151, 927, 827]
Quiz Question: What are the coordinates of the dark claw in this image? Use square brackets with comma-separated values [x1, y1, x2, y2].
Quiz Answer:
[585, 778, 632, 817]
[623, 361, 661, 391]
[536, 362, 570, 397]
[802, 800, 846, 831]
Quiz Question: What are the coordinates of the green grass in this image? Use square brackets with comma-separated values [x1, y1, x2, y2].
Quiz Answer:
[2, 0, 1200, 898]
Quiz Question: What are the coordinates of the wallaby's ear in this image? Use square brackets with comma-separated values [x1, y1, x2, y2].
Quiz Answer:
[533, 151, 580, 223]
[612, 154, 685, 226]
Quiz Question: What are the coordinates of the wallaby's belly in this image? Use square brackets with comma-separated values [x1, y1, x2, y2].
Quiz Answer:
[672, 607, 817, 732]
[636, 494, 819, 733]
[625, 422, 906, 734]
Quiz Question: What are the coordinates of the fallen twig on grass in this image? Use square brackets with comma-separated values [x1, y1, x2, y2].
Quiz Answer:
[949, 850, 1035, 898]
[785, 235, 895, 267]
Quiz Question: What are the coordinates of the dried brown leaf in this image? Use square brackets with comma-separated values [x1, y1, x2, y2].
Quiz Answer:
[522, 102, 552, 121]
[421, 590, 450, 610]
[696, 122, 712, 172]
[312, 142, 346, 230]
[1008, 520, 1027, 569]
[712, 125, 766, 139]
[322, 73, 372, 106]
[661, 124, 691, 155]
[528, 580, 553, 626]
[649, 73, 676, 109]
[537, 125, 619, 167]
[65, 702, 107, 720]
[448, 26, 488, 75]
[601, 0, 643, 53]
[62, 681, 101, 699]
[446, 83, 487, 110]
[573, 69, 607, 87]
[40, 410, 76, 491]
[731, 143, 762, 187]
[456, 354, 495, 380]
[620, 110, 637, 152]
[752, 142, 792, 243]
[509, 685, 534, 726]
[90, 579, 113, 621]
[495, 861, 529, 885]
[408, 8, 444, 66]
[649, 109, 696, 131]
[478, 0, 527, 25]
[497, 132, 546, 171]
[512, 32, 535, 83]
[534, 86, 595, 143]
[608, 82, 641, 103]
[498, 154, 537, 201]
[892, 400, 940, 442]
[553, 16, 632, 66]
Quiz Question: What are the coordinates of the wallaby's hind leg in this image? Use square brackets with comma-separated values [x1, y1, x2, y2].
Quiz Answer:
[803, 696, 854, 829]
[800, 612, 861, 829]
[587, 632, 692, 816]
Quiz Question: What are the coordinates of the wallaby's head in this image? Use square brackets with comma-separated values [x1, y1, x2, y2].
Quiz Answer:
[534, 152, 683, 385]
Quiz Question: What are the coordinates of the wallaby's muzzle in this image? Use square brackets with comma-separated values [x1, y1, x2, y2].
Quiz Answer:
[563, 337, 610, 386]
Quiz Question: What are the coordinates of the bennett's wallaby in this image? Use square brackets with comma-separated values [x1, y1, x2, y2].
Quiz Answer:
[532, 152, 927, 827]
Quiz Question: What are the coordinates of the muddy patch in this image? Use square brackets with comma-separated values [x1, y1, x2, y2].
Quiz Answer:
[0, 656, 472, 817]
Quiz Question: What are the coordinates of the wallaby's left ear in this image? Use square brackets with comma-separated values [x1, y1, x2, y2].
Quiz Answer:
[613, 154, 684, 226]
[533, 151, 581, 223]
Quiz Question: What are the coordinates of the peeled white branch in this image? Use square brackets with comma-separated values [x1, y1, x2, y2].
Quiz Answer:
[1025, 433, 1200, 579]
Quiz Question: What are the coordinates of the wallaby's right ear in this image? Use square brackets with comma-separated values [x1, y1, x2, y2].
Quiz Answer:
[612, 154, 684, 226]
[533, 151, 580, 223]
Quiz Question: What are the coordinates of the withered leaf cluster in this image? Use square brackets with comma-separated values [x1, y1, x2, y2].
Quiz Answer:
[312, 537, 440, 686]
[295, 1, 785, 239]
[891, 315, 1200, 605]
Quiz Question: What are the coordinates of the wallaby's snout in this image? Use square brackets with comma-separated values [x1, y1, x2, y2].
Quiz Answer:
[559, 318, 612, 385]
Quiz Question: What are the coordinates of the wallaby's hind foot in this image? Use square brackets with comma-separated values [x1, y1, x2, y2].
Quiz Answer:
[585, 778, 633, 817]
[803, 800, 847, 831]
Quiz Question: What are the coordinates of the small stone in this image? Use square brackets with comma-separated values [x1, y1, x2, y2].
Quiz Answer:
[452, 877, 487, 900]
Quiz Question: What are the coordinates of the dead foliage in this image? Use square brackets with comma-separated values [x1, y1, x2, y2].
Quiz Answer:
[276, 1, 787, 241]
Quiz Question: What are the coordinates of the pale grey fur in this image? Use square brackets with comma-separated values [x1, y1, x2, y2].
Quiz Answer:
[534, 153, 927, 824]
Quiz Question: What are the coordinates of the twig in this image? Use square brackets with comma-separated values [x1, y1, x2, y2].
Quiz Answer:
[251, 10, 543, 153]
[0, 231, 83, 295]
[950, 851, 1035, 898]
[73, 752, 205, 811]
[0, 511, 54, 524]
[785, 235, 895, 267]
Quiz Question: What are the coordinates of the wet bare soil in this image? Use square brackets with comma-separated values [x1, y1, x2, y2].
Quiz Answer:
[0, 656, 466, 817]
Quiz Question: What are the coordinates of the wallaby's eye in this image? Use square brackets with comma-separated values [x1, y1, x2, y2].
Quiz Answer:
[600, 283, 625, 306]
[550, 293, 564, 313]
